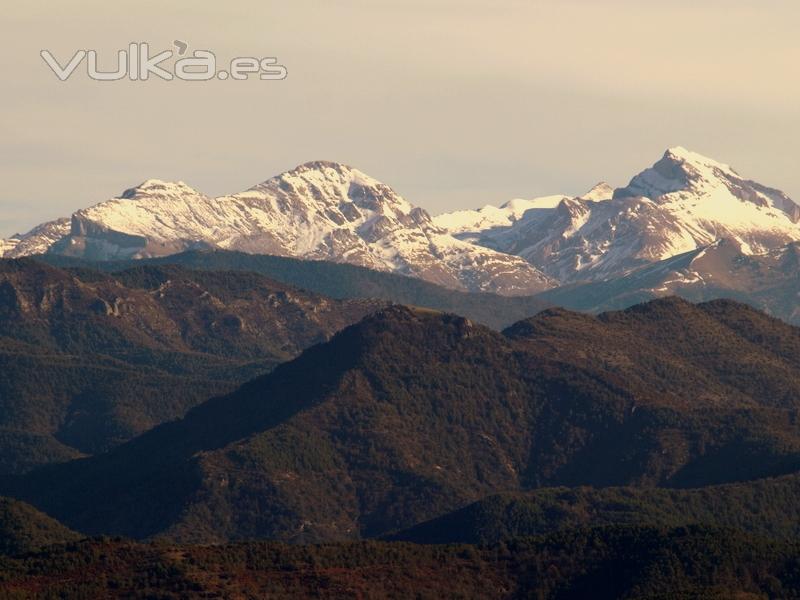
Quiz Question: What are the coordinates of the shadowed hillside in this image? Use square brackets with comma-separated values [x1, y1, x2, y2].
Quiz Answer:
[0, 259, 382, 472]
[0, 496, 80, 556]
[39, 249, 551, 329]
[389, 473, 800, 544]
[7, 298, 800, 543]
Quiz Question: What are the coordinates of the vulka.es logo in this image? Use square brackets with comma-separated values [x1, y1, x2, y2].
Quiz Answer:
[40, 41, 288, 82]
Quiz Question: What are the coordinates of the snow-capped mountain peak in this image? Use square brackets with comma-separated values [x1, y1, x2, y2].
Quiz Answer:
[435, 147, 800, 283]
[613, 147, 735, 199]
[665, 145, 733, 169]
[0, 162, 553, 295]
[615, 147, 800, 223]
[4, 148, 798, 292]
[119, 179, 200, 201]
[579, 182, 614, 202]
[244, 160, 415, 220]
[2, 218, 72, 259]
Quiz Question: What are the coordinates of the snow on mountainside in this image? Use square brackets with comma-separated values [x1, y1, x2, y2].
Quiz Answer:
[0, 238, 19, 257]
[3, 219, 71, 258]
[433, 183, 613, 238]
[4, 148, 797, 291]
[579, 182, 614, 201]
[538, 237, 800, 326]
[1, 163, 553, 295]
[432, 194, 570, 237]
[438, 147, 800, 283]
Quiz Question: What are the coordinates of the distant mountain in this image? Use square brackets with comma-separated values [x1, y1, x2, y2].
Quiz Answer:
[437, 147, 800, 283]
[579, 181, 615, 201]
[6, 148, 798, 299]
[431, 193, 573, 237]
[430, 183, 616, 239]
[538, 238, 800, 325]
[2, 163, 553, 295]
[2, 218, 70, 258]
[0, 258, 381, 473]
[8, 298, 800, 543]
[40, 249, 551, 330]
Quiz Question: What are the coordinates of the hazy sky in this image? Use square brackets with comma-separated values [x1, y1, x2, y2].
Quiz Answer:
[1, 0, 798, 237]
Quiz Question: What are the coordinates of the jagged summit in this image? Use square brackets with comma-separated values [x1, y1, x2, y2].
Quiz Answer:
[665, 145, 732, 167]
[243, 160, 414, 216]
[616, 147, 799, 215]
[120, 179, 200, 200]
[280, 159, 359, 175]
[1, 163, 552, 295]
[579, 182, 614, 201]
[2, 218, 71, 259]
[614, 147, 737, 199]
[247, 161, 391, 197]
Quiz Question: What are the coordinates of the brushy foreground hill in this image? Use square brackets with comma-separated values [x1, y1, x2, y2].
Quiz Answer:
[0, 259, 382, 473]
[7, 298, 800, 543]
[0, 526, 799, 598]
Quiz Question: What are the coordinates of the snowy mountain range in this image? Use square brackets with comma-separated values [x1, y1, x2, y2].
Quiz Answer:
[0, 162, 552, 295]
[435, 147, 800, 283]
[2, 148, 799, 296]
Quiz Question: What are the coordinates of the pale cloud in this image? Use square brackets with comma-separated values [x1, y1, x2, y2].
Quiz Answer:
[0, 0, 798, 236]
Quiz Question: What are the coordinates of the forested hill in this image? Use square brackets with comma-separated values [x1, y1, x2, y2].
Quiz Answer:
[7, 298, 800, 543]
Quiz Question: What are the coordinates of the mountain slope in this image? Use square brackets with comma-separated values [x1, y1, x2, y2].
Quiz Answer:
[8, 299, 800, 543]
[390, 473, 800, 544]
[537, 238, 800, 325]
[431, 183, 615, 238]
[431, 193, 571, 237]
[3, 164, 553, 295]
[0, 259, 381, 472]
[436, 147, 800, 283]
[0, 496, 81, 556]
[2, 218, 71, 258]
[40, 250, 551, 330]
[0, 238, 19, 257]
